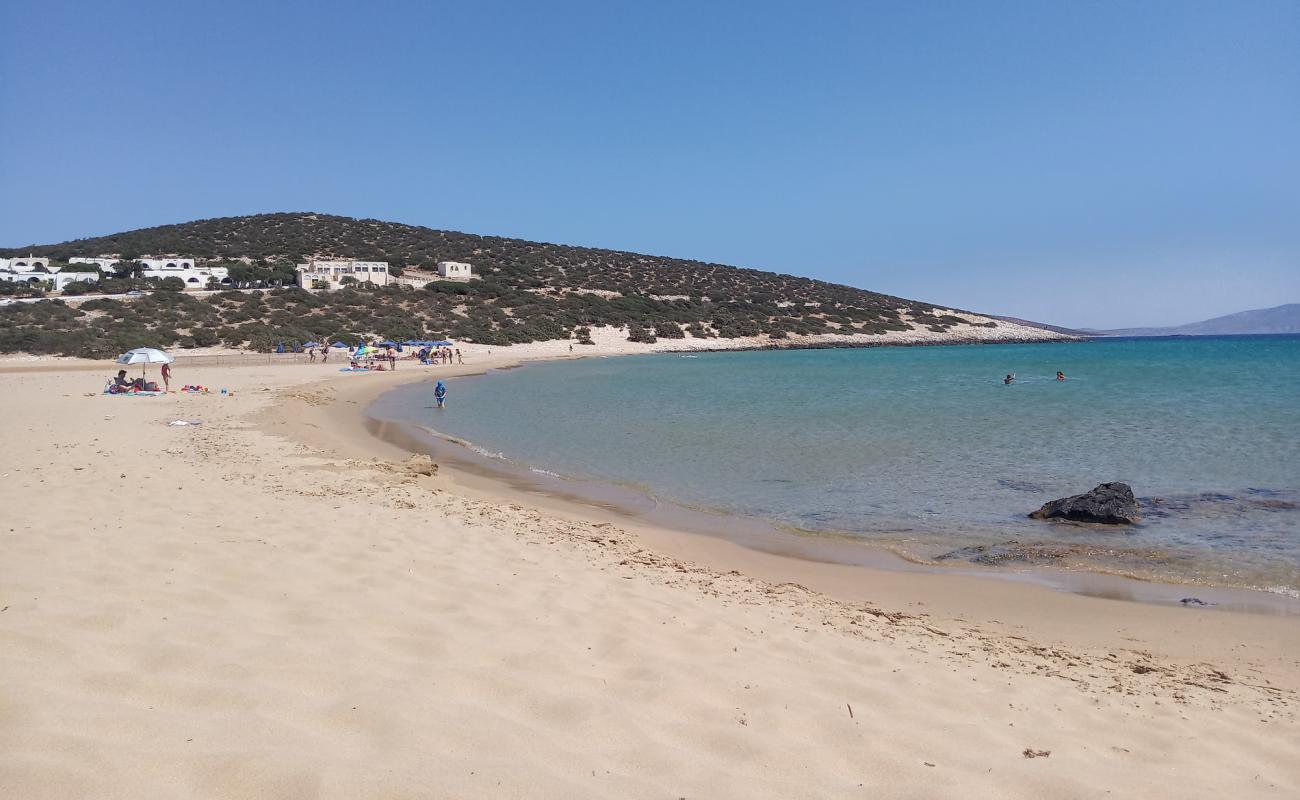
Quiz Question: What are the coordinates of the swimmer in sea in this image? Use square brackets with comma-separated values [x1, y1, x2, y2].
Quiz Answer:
[1056, 371, 1066, 381]
[1003, 373, 1015, 385]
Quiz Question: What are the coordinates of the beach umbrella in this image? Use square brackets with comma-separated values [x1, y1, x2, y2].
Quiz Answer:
[116, 347, 174, 380]
[331, 341, 349, 349]
[375, 340, 398, 347]
[303, 341, 322, 348]
[430, 340, 454, 347]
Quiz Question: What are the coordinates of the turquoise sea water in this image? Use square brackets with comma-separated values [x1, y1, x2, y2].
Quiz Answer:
[372, 336, 1300, 594]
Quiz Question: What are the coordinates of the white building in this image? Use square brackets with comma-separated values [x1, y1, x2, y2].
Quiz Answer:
[52, 272, 99, 290]
[2, 255, 51, 272]
[138, 257, 196, 271]
[296, 258, 392, 289]
[0, 270, 44, 285]
[138, 259, 230, 287]
[69, 256, 123, 271]
[69, 255, 230, 287]
[436, 260, 473, 280]
[0, 269, 96, 290]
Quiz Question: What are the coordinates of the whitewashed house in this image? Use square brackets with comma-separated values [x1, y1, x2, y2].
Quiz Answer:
[69, 255, 229, 287]
[0, 270, 45, 286]
[69, 256, 123, 271]
[0, 268, 96, 289]
[296, 258, 392, 289]
[51, 271, 99, 290]
[3, 255, 51, 272]
[139, 259, 230, 286]
[436, 261, 473, 280]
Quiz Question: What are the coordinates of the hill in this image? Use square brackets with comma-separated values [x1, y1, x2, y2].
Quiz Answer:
[1, 212, 1064, 357]
[1095, 304, 1300, 337]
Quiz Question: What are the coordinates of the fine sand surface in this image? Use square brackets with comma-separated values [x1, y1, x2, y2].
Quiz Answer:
[2, 347, 1298, 799]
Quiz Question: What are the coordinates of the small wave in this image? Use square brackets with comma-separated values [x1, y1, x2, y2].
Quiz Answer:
[469, 444, 509, 461]
[530, 467, 561, 477]
[1257, 585, 1300, 600]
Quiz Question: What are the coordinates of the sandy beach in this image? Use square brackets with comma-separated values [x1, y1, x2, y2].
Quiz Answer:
[2, 345, 1298, 799]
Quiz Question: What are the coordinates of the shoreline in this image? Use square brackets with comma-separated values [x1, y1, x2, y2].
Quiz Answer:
[360, 354, 1300, 614]
[254, 357, 1300, 652]
[365, 405, 1300, 615]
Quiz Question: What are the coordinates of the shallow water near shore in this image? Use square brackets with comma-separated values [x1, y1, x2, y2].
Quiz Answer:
[370, 335, 1300, 597]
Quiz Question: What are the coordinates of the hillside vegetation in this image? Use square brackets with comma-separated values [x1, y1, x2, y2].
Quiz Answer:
[1, 212, 995, 357]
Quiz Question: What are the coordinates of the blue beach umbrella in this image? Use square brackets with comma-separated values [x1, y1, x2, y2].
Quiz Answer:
[331, 341, 349, 349]
[303, 341, 322, 348]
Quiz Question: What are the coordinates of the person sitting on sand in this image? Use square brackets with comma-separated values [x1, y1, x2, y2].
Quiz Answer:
[110, 369, 160, 392]
[1003, 373, 1015, 385]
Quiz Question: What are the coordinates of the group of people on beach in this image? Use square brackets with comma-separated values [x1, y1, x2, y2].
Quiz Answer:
[1003, 371, 1067, 385]
[418, 347, 461, 366]
[107, 363, 172, 394]
[306, 343, 463, 369]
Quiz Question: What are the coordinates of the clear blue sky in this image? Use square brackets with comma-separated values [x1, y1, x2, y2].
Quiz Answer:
[2, 1, 1296, 328]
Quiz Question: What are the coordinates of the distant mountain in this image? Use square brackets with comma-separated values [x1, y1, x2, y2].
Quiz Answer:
[1095, 304, 1300, 337]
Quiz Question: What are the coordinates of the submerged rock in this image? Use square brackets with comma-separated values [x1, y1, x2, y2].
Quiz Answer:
[1029, 482, 1140, 525]
[935, 540, 1072, 566]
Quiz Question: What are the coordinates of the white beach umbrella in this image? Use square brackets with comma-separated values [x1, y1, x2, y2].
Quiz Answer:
[116, 347, 174, 380]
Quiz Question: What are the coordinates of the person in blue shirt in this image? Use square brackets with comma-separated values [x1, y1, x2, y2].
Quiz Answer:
[434, 380, 448, 409]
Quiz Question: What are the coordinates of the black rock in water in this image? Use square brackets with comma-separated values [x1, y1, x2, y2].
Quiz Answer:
[1029, 482, 1140, 525]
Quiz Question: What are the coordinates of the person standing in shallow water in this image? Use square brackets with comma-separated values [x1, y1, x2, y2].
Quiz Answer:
[434, 380, 448, 409]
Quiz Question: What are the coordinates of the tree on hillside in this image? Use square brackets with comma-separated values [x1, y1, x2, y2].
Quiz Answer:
[113, 261, 145, 280]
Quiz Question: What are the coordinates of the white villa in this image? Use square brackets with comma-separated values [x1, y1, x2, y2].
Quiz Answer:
[68, 255, 231, 287]
[50, 271, 101, 290]
[0, 266, 99, 291]
[1, 255, 98, 290]
[436, 260, 473, 280]
[296, 257, 392, 289]
[69, 256, 124, 271]
[1, 255, 51, 272]
[140, 259, 230, 286]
